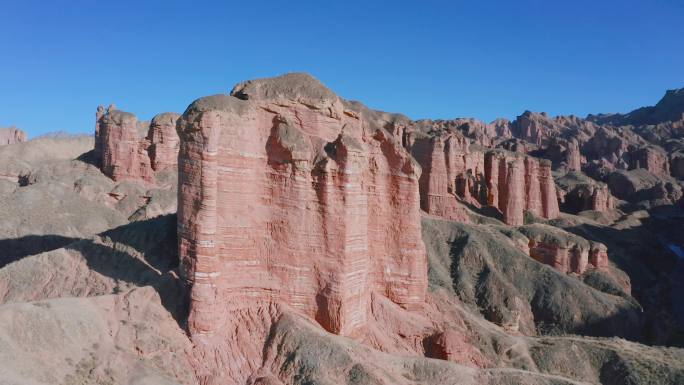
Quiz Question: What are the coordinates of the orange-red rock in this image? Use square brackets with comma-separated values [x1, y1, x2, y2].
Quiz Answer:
[424, 329, 490, 366]
[483, 151, 559, 225]
[504, 158, 526, 226]
[148, 112, 181, 172]
[410, 133, 470, 221]
[177, 74, 428, 345]
[95, 105, 179, 182]
[539, 159, 560, 219]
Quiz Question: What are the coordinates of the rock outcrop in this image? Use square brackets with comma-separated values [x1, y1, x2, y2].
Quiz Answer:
[519, 224, 609, 274]
[148, 112, 181, 172]
[628, 146, 670, 176]
[483, 151, 559, 225]
[0, 127, 27, 145]
[409, 132, 472, 221]
[177, 74, 427, 347]
[607, 168, 682, 206]
[94, 105, 180, 182]
[556, 172, 616, 213]
[404, 127, 560, 226]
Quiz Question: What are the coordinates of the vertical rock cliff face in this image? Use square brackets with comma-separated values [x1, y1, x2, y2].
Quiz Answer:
[94, 105, 179, 181]
[504, 158, 526, 226]
[0, 127, 27, 145]
[483, 151, 559, 225]
[177, 74, 427, 349]
[148, 112, 181, 172]
[407, 130, 561, 225]
[566, 139, 582, 171]
[410, 133, 470, 221]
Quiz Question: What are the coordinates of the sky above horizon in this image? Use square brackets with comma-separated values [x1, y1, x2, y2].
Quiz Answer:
[1, 0, 683, 137]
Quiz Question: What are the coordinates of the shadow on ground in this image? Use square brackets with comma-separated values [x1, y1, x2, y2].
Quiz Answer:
[0, 235, 81, 268]
[0, 214, 188, 327]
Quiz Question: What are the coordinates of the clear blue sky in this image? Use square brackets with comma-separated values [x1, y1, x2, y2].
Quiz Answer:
[1, 0, 683, 137]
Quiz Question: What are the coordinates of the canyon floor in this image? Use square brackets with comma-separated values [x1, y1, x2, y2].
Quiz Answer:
[2, 75, 684, 385]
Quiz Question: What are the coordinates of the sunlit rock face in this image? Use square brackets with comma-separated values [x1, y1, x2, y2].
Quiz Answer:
[483, 150, 559, 225]
[176, 73, 428, 341]
[94, 105, 179, 182]
[148, 112, 181, 172]
[0, 127, 27, 145]
[404, 128, 560, 226]
[408, 132, 471, 221]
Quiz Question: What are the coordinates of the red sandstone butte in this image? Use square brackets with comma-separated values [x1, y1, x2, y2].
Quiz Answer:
[409, 132, 471, 221]
[484, 150, 559, 225]
[177, 74, 427, 343]
[95, 105, 180, 181]
[0, 126, 27, 145]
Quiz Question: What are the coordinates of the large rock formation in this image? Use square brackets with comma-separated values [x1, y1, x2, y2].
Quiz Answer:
[409, 132, 472, 221]
[177, 74, 427, 345]
[519, 224, 608, 274]
[404, 128, 560, 226]
[148, 112, 181, 172]
[556, 172, 616, 213]
[628, 146, 670, 176]
[0, 127, 27, 145]
[94, 105, 180, 182]
[483, 150, 559, 225]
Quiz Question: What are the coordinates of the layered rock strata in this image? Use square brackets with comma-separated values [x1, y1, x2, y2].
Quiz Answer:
[177, 74, 427, 343]
[94, 105, 180, 181]
[406, 130, 559, 225]
[409, 132, 473, 221]
[484, 151, 559, 225]
[519, 224, 609, 274]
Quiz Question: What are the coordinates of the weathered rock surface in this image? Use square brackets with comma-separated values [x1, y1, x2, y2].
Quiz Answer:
[629, 146, 670, 176]
[3, 74, 684, 385]
[95, 105, 180, 182]
[0, 135, 178, 268]
[518, 223, 608, 274]
[149, 112, 182, 172]
[408, 132, 472, 221]
[422, 216, 642, 337]
[607, 168, 682, 207]
[556, 171, 617, 213]
[177, 74, 428, 359]
[0, 126, 27, 145]
[483, 150, 559, 225]
[404, 130, 560, 225]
